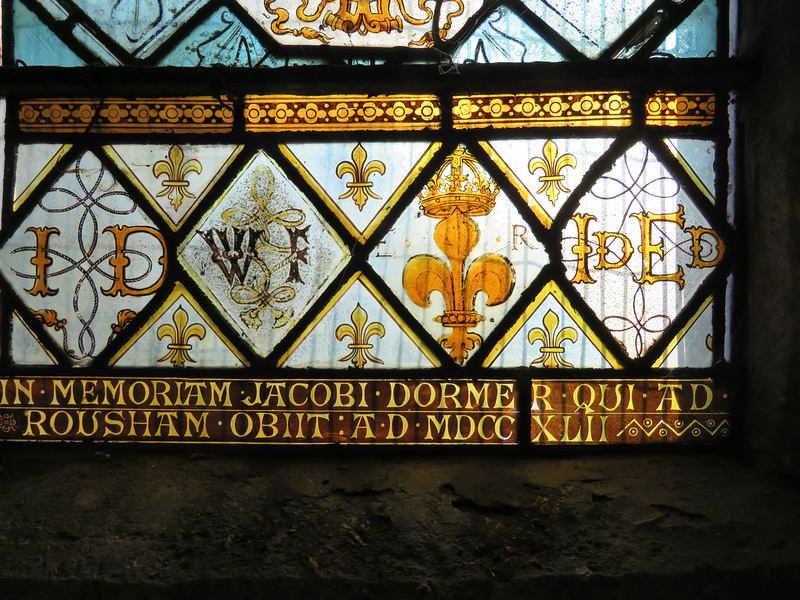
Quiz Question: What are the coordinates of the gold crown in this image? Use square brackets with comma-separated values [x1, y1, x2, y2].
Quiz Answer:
[419, 147, 500, 218]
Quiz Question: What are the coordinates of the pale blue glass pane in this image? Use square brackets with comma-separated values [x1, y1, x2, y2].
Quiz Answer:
[656, 300, 713, 368]
[454, 6, 564, 63]
[11, 312, 57, 365]
[666, 138, 716, 202]
[72, 24, 123, 64]
[270, 56, 331, 66]
[655, 0, 717, 58]
[160, 7, 275, 67]
[35, 0, 70, 21]
[69, 0, 205, 58]
[488, 291, 616, 369]
[561, 142, 723, 358]
[0, 152, 168, 363]
[281, 277, 438, 369]
[520, 0, 656, 58]
[13, 0, 86, 66]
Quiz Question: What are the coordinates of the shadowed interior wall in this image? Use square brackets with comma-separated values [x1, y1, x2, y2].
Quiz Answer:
[740, 0, 800, 476]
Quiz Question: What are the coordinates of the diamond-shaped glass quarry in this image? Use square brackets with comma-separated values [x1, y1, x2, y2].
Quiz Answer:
[0, 151, 168, 363]
[561, 142, 724, 358]
[179, 151, 349, 358]
[68, 0, 206, 58]
[370, 146, 549, 365]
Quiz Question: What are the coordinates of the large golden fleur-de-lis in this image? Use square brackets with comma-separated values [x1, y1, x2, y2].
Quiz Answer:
[157, 305, 206, 367]
[153, 145, 203, 210]
[527, 309, 578, 368]
[335, 303, 385, 368]
[528, 139, 577, 205]
[403, 147, 515, 364]
[336, 143, 386, 211]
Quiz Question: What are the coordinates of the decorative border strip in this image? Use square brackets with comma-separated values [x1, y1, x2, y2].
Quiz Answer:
[16, 93, 714, 132]
[245, 95, 441, 131]
[452, 92, 632, 129]
[19, 98, 235, 133]
[645, 92, 715, 126]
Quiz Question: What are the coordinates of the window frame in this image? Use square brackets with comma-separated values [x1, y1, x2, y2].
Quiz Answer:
[0, 0, 752, 447]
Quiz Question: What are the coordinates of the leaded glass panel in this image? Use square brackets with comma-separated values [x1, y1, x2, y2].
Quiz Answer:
[0, 0, 740, 446]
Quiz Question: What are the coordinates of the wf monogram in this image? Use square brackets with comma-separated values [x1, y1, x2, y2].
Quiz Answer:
[198, 165, 311, 330]
[199, 226, 309, 286]
[200, 228, 263, 286]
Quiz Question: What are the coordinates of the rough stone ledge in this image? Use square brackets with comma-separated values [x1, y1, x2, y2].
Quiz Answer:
[2, 567, 799, 600]
[1, 446, 798, 599]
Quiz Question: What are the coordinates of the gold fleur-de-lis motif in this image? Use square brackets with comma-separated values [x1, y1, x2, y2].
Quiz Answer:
[404, 147, 515, 364]
[153, 145, 203, 211]
[527, 309, 578, 368]
[336, 143, 386, 211]
[156, 305, 207, 367]
[335, 303, 385, 368]
[528, 139, 577, 205]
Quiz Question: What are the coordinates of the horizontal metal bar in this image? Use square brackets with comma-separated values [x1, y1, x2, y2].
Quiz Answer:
[0, 57, 758, 97]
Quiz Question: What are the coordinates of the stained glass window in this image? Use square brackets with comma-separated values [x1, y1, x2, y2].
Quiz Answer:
[0, 0, 741, 445]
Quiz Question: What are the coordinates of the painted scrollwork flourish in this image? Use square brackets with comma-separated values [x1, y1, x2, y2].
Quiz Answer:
[263, 0, 464, 47]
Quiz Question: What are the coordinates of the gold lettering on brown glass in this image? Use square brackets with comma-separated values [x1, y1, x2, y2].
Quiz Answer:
[0, 378, 517, 445]
[530, 379, 730, 445]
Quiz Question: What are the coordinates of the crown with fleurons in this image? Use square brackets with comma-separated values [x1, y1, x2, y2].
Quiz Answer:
[418, 147, 500, 218]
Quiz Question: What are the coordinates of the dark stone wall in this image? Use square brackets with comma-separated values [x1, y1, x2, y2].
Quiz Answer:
[739, 0, 800, 476]
[1, 449, 799, 599]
